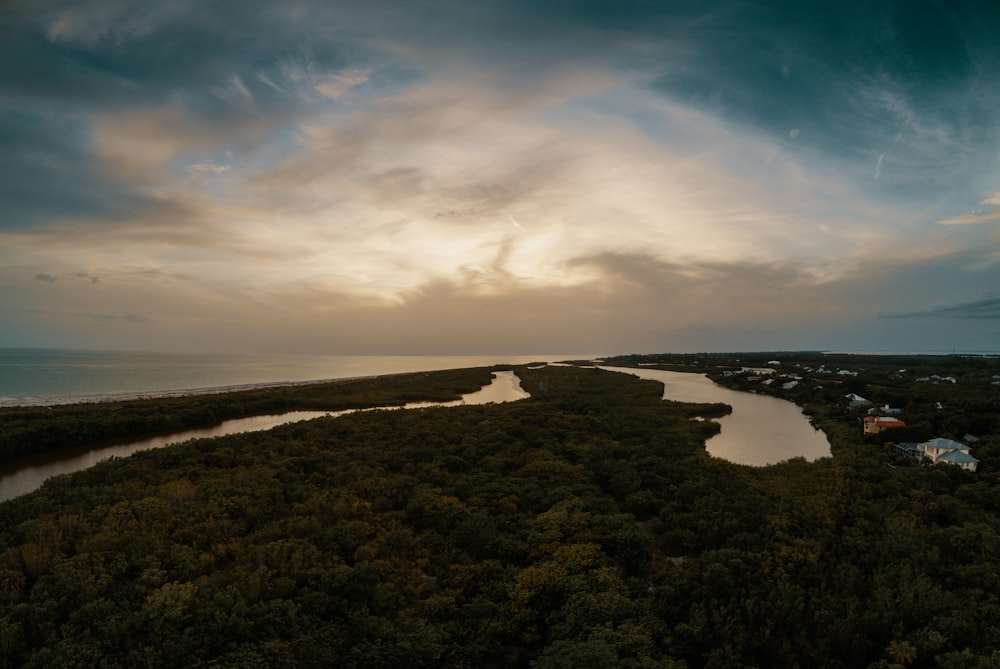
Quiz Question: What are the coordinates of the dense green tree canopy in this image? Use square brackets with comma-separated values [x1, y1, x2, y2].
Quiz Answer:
[1, 362, 998, 667]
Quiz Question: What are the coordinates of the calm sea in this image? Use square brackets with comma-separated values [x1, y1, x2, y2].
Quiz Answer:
[0, 349, 587, 407]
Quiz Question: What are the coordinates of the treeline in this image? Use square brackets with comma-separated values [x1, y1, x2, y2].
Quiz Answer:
[0, 367, 496, 461]
[1, 365, 999, 667]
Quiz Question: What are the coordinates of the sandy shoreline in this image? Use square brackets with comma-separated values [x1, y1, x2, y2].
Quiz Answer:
[0, 375, 377, 409]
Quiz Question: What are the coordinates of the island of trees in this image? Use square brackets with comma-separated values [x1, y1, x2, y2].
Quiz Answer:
[1, 355, 998, 667]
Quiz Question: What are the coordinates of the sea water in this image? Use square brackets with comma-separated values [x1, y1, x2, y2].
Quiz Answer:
[0, 349, 584, 407]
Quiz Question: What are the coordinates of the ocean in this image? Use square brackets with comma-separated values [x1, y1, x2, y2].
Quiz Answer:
[0, 349, 586, 407]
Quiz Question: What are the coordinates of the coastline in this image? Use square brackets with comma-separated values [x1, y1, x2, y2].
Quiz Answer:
[0, 376, 372, 409]
[0, 350, 581, 407]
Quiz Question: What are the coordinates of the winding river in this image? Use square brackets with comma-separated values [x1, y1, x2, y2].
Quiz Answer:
[601, 366, 831, 466]
[0, 370, 528, 502]
[0, 366, 830, 502]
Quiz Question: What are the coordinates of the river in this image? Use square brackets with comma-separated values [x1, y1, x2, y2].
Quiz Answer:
[0, 370, 529, 503]
[601, 366, 831, 466]
[1, 367, 830, 502]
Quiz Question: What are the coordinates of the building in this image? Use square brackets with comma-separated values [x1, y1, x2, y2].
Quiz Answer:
[921, 437, 979, 472]
[845, 393, 871, 407]
[863, 416, 906, 434]
[894, 442, 923, 458]
[868, 404, 902, 415]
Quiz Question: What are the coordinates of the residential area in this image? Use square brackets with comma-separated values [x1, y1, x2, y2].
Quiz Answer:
[729, 353, 995, 473]
[608, 351, 999, 475]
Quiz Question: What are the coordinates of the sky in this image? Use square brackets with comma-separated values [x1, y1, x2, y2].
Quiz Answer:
[2, 0, 1000, 355]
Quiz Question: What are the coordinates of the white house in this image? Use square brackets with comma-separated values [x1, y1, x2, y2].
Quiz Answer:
[921, 438, 979, 472]
[845, 393, 871, 407]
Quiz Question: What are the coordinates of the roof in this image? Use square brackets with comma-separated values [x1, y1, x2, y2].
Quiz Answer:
[937, 450, 979, 464]
[924, 437, 969, 452]
[870, 417, 905, 428]
[895, 442, 922, 453]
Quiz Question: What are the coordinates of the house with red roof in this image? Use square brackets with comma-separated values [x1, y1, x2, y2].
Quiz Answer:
[863, 416, 906, 434]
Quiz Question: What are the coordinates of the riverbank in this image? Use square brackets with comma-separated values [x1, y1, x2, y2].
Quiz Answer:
[0, 367, 501, 463]
[0, 370, 530, 503]
[600, 366, 831, 466]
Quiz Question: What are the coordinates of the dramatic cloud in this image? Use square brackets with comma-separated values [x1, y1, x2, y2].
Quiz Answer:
[2, 0, 1000, 354]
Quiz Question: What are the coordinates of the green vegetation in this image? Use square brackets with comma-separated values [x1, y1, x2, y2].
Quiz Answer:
[2, 360, 999, 667]
[0, 367, 497, 461]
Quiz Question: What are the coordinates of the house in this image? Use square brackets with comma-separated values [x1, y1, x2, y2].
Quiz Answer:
[863, 416, 906, 434]
[919, 374, 957, 384]
[868, 404, 902, 415]
[920, 437, 979, 472]
[845, 393, 871, 407]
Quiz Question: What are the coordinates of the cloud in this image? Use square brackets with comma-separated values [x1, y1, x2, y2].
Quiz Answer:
[105, 252, 837, 355]
[41, 0, 187, 47]
[879, 295, 1000, 320]
[91, 105, 258, 175]
[0, 111, 154, 229]
[187, 160, 231, 175]
[3, 0, 1000, 354]
[84, 311, 147, 322]
[650, 2, 1000, 206]
[2, 58, 956, 337]
[71, 272, 100, 284]
[937, 210, 1000, 226]
[5, 236, 999, 354]
[211, 74, 256, 109]
[937, 192, 1000, 225]
[315, 69, 370, 101]
[34, 273, 57, 283]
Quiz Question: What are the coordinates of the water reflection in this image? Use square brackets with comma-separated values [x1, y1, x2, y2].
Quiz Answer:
[404, 369, 528, 407]
[0, 371, 528, 502]
[601, 367, 830, 466]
